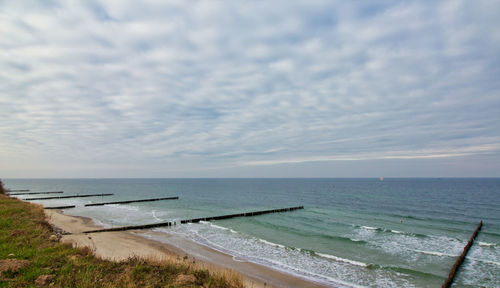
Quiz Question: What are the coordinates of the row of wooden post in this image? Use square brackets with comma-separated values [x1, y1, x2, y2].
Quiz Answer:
[9, 186, 485, 288]
[83, 206, 304, 233]
[442, 221, 483, 288]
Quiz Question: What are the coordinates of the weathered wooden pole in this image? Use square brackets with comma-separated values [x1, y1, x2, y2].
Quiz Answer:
[24, 193, 113, 200]
[84, 221, 173, 233]
[84, 196, 179, 206]
[180, 206, 304, 224]
[9, 191, 64, 196]
[442, 221, 483, 288]
[84, 206, 304, 234]
[44, 205, 76, 210]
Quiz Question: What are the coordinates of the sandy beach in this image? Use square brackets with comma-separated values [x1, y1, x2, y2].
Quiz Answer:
[45, 209, 329, 288]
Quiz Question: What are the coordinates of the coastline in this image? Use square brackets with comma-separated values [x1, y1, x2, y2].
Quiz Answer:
[45, 209, 330, 288]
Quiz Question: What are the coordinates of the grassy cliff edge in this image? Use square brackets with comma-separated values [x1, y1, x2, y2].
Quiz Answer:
[0, 194, 243, 287]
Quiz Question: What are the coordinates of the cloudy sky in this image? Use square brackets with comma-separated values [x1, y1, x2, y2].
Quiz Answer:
[1, 0, 499, 178]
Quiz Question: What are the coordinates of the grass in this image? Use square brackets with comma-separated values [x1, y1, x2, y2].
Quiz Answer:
[0, 195, 244, 287]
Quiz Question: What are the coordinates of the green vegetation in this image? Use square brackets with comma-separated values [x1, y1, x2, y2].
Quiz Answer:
[0, 195, 243, 287]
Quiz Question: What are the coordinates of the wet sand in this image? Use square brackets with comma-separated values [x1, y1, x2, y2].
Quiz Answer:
[45, 209, 330, 288]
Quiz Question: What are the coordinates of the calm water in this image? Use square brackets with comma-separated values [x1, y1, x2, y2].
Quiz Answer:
[5, 178, 500, 287]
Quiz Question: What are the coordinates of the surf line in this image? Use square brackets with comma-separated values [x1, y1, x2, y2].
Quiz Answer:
[442, 220, 483, 288]
[83, 206, 304, 234]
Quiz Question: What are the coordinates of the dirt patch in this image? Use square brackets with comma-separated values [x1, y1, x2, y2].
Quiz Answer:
[35, 274, 53, 286]
[0, 259, 31, 273]
[9, 229, 26, 237]
[175, 274, 196, 285]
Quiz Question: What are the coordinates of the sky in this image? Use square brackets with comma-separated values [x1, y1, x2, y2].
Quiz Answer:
[1, 0, 499, 178]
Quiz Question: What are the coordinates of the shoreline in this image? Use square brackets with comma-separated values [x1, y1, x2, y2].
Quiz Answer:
[45, 209, 330, 288]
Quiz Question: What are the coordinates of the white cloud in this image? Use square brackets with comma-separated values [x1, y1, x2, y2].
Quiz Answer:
[0, 0, 499, 177]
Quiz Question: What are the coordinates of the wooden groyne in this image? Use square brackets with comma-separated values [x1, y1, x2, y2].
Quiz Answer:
[8, 191, 64, 196]
[84, 196, 179, 206]
[44, 205, 76, 210]
[442, 221, 483, 288]
[24, 193, 114, 201]
[84, 221, 174, 233]
[84, 206, 304, 234]
[180, 206, 304, 224]
[6, 189, 30, 192]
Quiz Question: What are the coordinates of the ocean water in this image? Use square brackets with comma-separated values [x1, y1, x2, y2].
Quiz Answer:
[4, 178, 500, 287]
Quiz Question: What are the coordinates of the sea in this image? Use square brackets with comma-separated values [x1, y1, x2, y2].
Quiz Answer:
[4, 178, 500, 287]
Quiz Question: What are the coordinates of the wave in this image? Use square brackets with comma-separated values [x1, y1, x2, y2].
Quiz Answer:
[321, 234, 368, 244]
[106, 204, 139, 211]
[387, 212, 475, 226]
[365, 263, 444, 282]
[255, 220, 367, 245]
[382, 266, 444, 280]
[201, 221, 228, 230]
[152, 210, 163, 221]
[315, 252, 367, 267]
[201, 221, 239, 234]
[414, 249, 459, 257]
[478, 241, 497, 247]
[256, 241, 368, 267]
[468, 258, 500, 266]
[483, 231, 500, 238]
[356, 225, 428, 238]
[255, 237, 368, 266]
[186, 221, 372, 269]
[258, 239, 286, 249]
[170, 228, 366, 288]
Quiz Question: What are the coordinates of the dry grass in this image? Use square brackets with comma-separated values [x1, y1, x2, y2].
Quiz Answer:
[0, 195, 244, 287]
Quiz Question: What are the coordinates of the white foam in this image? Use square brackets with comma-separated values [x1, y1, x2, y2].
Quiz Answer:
[152, 210, 163, 221]
[258, 239, 286, 249]
[468, 258, 500, 266]
[391, 230, 404, 234]
[316, 253, 367, 267]
[208, 223, 231, 231]
[414, 250, 458, 257]
[90, 218, 112, 229]
[168, 225, 363, 287]
[108, 204, 139, 212]
[478, 242, 496, 247]
[232, 256, 247, 262]
[361, 226, 378, 230]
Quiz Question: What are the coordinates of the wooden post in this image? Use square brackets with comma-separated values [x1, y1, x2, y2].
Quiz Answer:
[442, 221, 483, 288]
[8, 191, 64, 196]
[44, 205, 76, 210]
[24, 193, 113, 200]
[84, 206, 304, 233]
[84, 196, 178, 206]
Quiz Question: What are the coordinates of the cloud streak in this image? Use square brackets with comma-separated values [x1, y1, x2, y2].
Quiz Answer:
[1, 0, 499, 177]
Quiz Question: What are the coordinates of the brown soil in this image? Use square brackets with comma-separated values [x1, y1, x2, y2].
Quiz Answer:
[0, 259, 31, 273]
